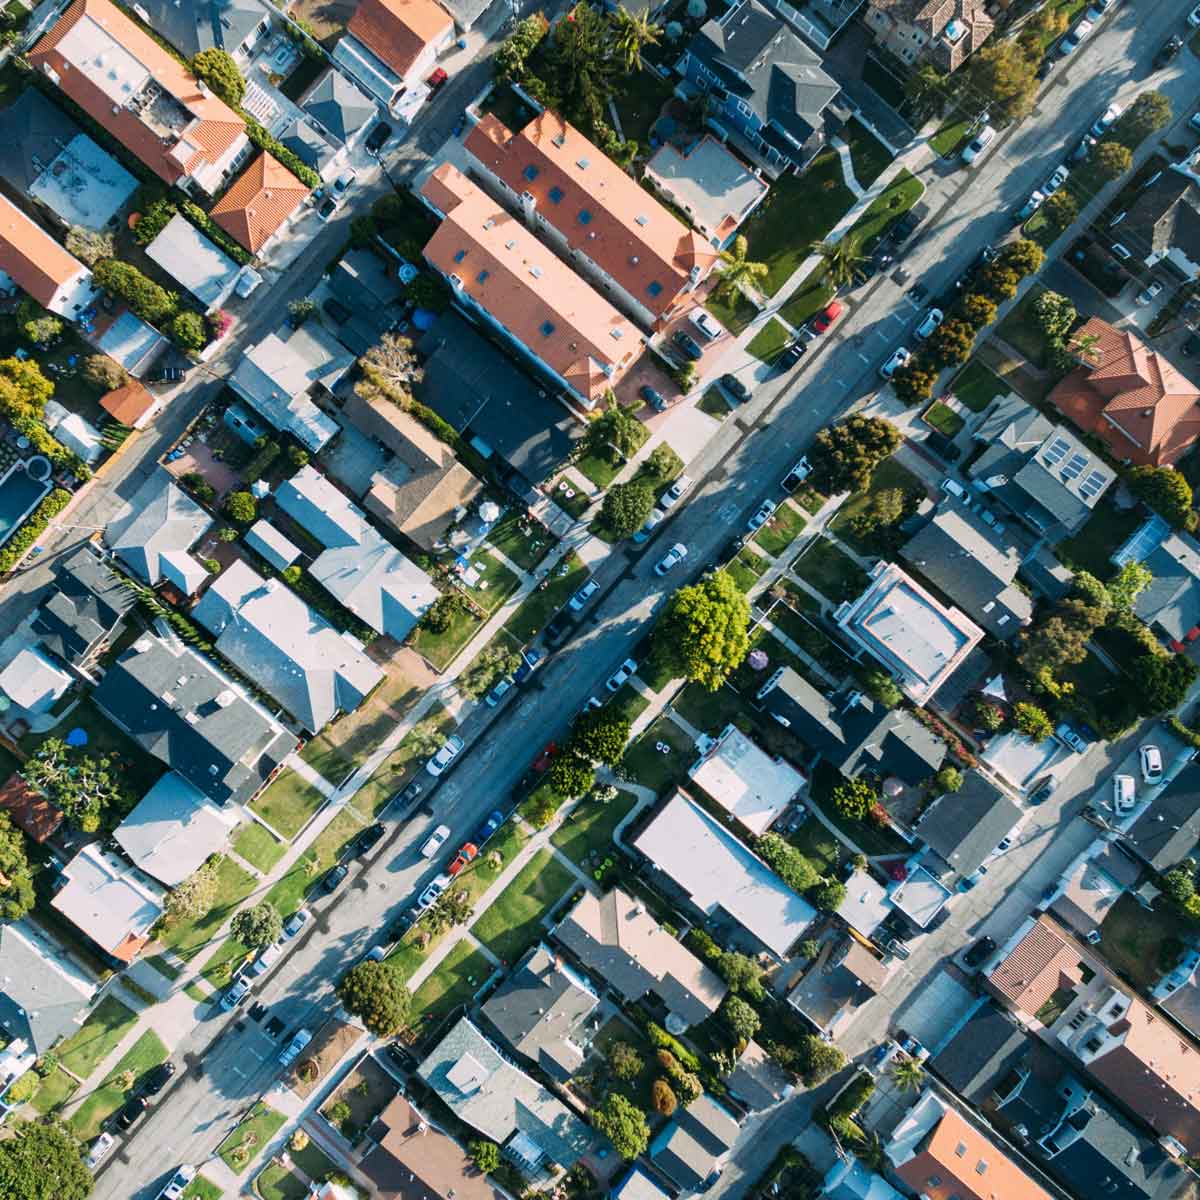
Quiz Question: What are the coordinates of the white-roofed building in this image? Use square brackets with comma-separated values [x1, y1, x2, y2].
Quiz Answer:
[97, 309, 168, 377]
[836, 869, 892, 939]
[104, 468, 212, 588]
[43, 401, 103, 463]
[835, 561, 984, 705]
[30, 131, 137, 230]
[145, 214, 242, 311]
[634, 791, 816, 959]
[0, 647, 73, 713]
[688, 723, 804, 836]
[888, 864, 952, 929]
[245, 520, 302, 571]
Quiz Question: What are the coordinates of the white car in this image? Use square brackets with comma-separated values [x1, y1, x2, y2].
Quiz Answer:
[961, 125, 996, 164]
[914, 308, 944, 340]
[1112, 774, 1136, 813]
[659, 475, 692, 510]
[654, 542, 688, 575]
[1140, 744, 1163, 785]
[1190, 2, 1200, 26]
[606, 659, 637, 692]
[879, 347, 911, 380]
[569, 579, 600, 611]
[248, 943, 282, 977]
[282, 908, 311, 941]
[632, 508, 665, 544]
[1017, 190, 1046, 221]
[417, 873, 451, 910]
[690, 310, 724, 341]
[158, 1166, 196, 1200]
[1091, 103, 1123, 137]
[1043, 164, 1070, 195]
[781, 457, 811, 492]
[279, 1028, 312, 1068]
[421, 824, 451, 859]
[747, 500, 775, 532]
[1059, 18, 1093, 53]
[86, 1132, 117, 1171]
[220, 978, 251, 1011]
[332, 168, 357, 197]
[426, 735, 465, 777]
[1136, 281, 1164, 306]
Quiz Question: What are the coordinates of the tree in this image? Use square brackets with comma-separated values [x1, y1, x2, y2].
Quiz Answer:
[20, 740, 132, 832]
[848, 487, 906, 542]
[1031, 290, 1076, 342]
[964, 39, 1039, 122]
[427, 886, 474, 935]
[935, 766, 964, 793]
[600, 480, 655, 538]
[1068, 329, 1104, 366]
[1127, 654, 1198, 717]
[1112, 91, 1171, 148]
[808, 239, 865, 290]
[591, 1093, 650, 1160]
[958, 292, 997, 331]
[231, 901, 283, 949]
[1018, 600, 1105, 687]
[652, 569, 750, 691]
[607, 1041, 644, 1081]
[170, 310, 207, 351]
[470, 1140, 501, 1174]
[192, 48, 246, 107]
[92, 260, 177, 324]
[1107, 561, 1153, 612]
[796, 1035, 846, 1086]
[360, 334, 422, 404]
[587, 400, 645, 463]
[716, 235, 768, 300]
[165, 858, 221, 919]
[646, 443, 683, 480]
[905, 63, 949, 115]
[569, 707, 631, 765]
[755, 832, 821, 893]
[337, 961, 411, 1036]
[717, 951, 765, 1001]
[82, 354, 128, 392]
[1129, 466, 1194, 528]
[132, 197, 176, 245]
[609, 4, 661, 70]
[890, 1057, 925, 1092]
[891, 358, 938, 406]
[494, 11, 548, 81]
[831, 778, 876, 821]
[928, 317, 975, 367]
[288, 297, 316, 326]
[1043, 189, 1078, 231]
[1092, 141, 1132, 181]
[0, 1119, 92, 1200]
[17, 300, 62, 347]
[1013, 701, 1053, 742]
[1161, 862, 1196, 907]
[548, 3, 620, 134]
[1000, 239, 1045, 278]
[863, 669, 902, 709]
[224, 491, 257, 524]
[808, 878, 846, 912]
[65, 225, 114, 266]
[0, 814, 33, 922]
[721, 995, 760, 1042]
[978, 263, 1020, 302]
[808, 415, 901, 495]
[547, 752, 595, 798]
[459, 644, 521, 700]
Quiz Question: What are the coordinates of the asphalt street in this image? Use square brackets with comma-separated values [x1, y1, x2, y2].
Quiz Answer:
[74, 2, 1200, 1194]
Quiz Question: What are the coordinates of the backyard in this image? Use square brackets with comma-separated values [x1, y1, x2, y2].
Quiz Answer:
[611, 68, 675, 146]
[486, 511, 555, 572]
[320, 1055, 395, 1146]
[470, 848, 576, 966]
[1099, 894, 1189, 990]
[1054, 497, 1144, 578]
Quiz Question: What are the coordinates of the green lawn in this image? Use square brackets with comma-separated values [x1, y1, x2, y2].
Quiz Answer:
[157, 856, 258, 960]
[250, 770, 327, 840]
[607, 683, 651, 726]
[727, 548, 768, 593]
[705, 287, 759, 336]
[1100, 893, 1189, 990]
[548, 476, 592, 520]
[460, 550, 522, 615]
[254, 1143, 335, 1200]
[551, 789, 639, 865]
[638, 654, 678, 694]
[486, 512, 554, 571]
[577, 424, 647, 490]
[1055, 498, 1145, 578]
[30, 1066, 79, 1115]
[611, 68, 674, 146]
[697, 386, 733, 420]
[996, 285, 1051, 366]
[349, 702, 454, 821]
[410, 601, 485, 672]
[754, 501, 807, 558]
[845, 119, 892, 186]
[779, 271, 835, 330]
[931, 113, 971, 158]
[56, 996, 138, 1079]
[842, 170, 924, 258]
[181, 1176, 223, 1200]
[232, 821, 285, 873]
[671, 683, 743, 738]
[829, 457, 926, 555]
[504, 551, 588, 643]
[952, 360, 1009, 413]
[199, 935, 252, 991]
[789, 817, 844, 875]
[409, 940, 495, 1029]
[792, 539, 869, 603]
[923, 402, 964, 437]
[217, 1102, 286, 1174]
[746, 318, 792, 364]
[621, 715, 696, 795]
[471, 848, 575, 966]
[69, 1029, 169, 1141]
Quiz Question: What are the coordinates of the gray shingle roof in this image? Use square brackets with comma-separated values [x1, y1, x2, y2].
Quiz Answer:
[1134, 532, 1200, 641]
[929, 1003, 1031, 1102]
[649, 1095, 740, 1192]
[915, 770, 1022, 876]
[105, 469, 212, 585]
[302, 69, 377, 145]
[0, 924, 93, 1055]
[134, 0, 271, 58]
[1124, 761, 1200, 871]
[31, 546, 134, 666]
[0, 89, 81, 195]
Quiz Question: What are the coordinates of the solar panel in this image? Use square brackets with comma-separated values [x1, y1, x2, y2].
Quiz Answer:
[1079, 470, 1107, 498]
[1042, 436, 1070, 466]
[1061, 452, 1087, 480]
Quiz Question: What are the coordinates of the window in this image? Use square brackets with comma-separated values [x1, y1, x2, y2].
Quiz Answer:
[577, 157, 590, 169]
[540, 321, 555, 336]
[579, 209, 592, 225]
[549, 186, 564, 204]
[954, 1143, 967, 1158]
[453, 249, 466, 263]
[647, 281, 663, 297]
[635, 214, 649, 226]
[523, 164, 539, 181]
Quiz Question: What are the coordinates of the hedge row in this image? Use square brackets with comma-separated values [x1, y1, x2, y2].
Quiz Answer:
[0, 489, 71, 573]
[243, 116, 321, 189]
[179, 200, 253, 266]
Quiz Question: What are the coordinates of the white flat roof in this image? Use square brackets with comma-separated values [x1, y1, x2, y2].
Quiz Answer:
[645, 137, 767, 242]
[30, 133, 137, 231]
[688, 724, 804, 835]
[981, 729, 1065, 791]
[146, 214, 239, 308]
[59, 16, 150, 105]
[836, 870, 891, 938]
[888, 865, 952, 929]
[51, 844, 163, 957]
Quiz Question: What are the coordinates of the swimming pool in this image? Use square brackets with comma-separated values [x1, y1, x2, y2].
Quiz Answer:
[0, 459, 52, 547]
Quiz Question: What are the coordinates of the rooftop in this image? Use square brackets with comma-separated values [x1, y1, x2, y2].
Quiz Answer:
[1122, 760, 1200, 871]
[0, 923, 94, 1055]
[31, 545, 134, 668]
[129, 0, 272, 59]
[0, 647, 72, 714]
[915, 770, 1022, 877]
[1134, 530, 1200, 644]
[649, 1094, 741, 1193]
[346, 0, 453, 79]
[0, 774, 63, 844]
[787, 936, 888, 1035]
[301, 68, 377, 146]
[888, 864, 952, 929]
[211, 152, 309, 252]
[687, 723, 805, 835]
[145, 212, 240, 308]
[0, 193, 90, 317]
[1000, 425, 1116, 536]
[104, 468, 212, 586]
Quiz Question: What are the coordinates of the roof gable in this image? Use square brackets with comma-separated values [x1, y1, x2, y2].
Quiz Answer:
[211, 152, 309, 252]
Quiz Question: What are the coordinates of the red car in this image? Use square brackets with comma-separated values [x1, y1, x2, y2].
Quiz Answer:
[448, 843, 478, 876]
[532, 742, 558, 773]
[810, 301, 844, 335]
[426, 68, 448, 93]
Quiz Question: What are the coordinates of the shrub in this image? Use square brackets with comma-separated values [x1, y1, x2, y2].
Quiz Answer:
[170, 310, 207, 351]
[192, 49, 246, 107]
[224, 491, 257, 524]
[470, 1140, 501, 1174]
[645, 1021, 702, 1073]
[1013, 701, 1053, 742]
[807, 877, 846, 912]
[133, 197, 177, 244]
[179, 200, 253, 265]
[831, 777, 876, 821]
[83, 354, 129, 392]
[5, 1072, 37, 1104]
[755, 832, 820, 894]
[0, 489, 71, 573]
[651, 1079, 677, 1116]
[93, 259, 177, 324]
[607, 1041, 644, 1082]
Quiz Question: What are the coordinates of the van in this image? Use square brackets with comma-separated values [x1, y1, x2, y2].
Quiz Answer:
[940, 478, 969, 502]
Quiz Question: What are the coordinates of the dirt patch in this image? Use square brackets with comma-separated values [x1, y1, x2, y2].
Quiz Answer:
[287, 1019, 361, 1099]
[320, 1054, 397, 1147]
[290, 0, 356, 44]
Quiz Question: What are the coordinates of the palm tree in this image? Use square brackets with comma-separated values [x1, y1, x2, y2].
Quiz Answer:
[1069, 330, 1103, 366]
[610, 4, 662, 72]
[716, 235, 768, 300]
[809, 239, 865, 291]
[890, 1056, 925, 1092]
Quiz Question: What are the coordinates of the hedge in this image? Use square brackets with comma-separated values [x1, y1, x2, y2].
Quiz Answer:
[0, 489, 71, 573]
[644, 1021, 703, 1074]
[93, 260, 177, 324]
[244, 439, 281, 482]
[242, 116, 321, 189]
[179, 200, 252, 266]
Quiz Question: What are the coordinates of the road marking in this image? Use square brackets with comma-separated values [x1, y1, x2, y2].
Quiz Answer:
[857, 353, 870, 363]
[903, 294, 921, 309]
[439, 783, 460, 804]
[718, 501, 739, 521]
[834, 378, 847, 387]
[890, 313, 905, 324]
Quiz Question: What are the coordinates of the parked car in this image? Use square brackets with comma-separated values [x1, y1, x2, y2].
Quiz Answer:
[351, 822, 386, 858]
[569, 579, 600, 611]
[879, 347, 911, 379]
[448, 843, 477, 875]
[654, 542, 688, 575]
[1136, 280, 1164, 305]
[543, 610, 573, 646]
[421, 824, 452, 859]
[426, 67, 449, 92]
[282, 908, 311, 941]
[1059, 18, 1094, 52]
[747, 500, 775, 532]
[914, 308, 944, 340]
[248, 943, 282, 978]
[473, 809, 505, 846]
[690, 310, 724, 340]
[1017, 190, 1046, 221]
[513, 649, 542, 683]
[365, 121, 392, 152]
[719, 374, 750, 403]
[417, 874, 451, 909]
[606, 659, 637, 692]
[778, 338, 807, 368]
[1091, 102, 1123, 137]
[484, 677, 513, 707]
[1140, 744, 1164, 785]
[1112, 773, 1136, 813]
[388, 911, 416, 942]
[639, 385, 668, 412]
[320, 863, 349, 895]
[1190, 1, 1200, 26]
[672, 330, 703, 360]
[1043, 164, 1071, 194]
[632, 508, 666, 544]
[1071, 135, 1097, 163]
[279, 1028, 312, 1068]
[1028, 776, 1058, 806]
[141, 1061, 176, 1096]
[890, 201, 930, 246]
[810, 301, 844, 333]
[332, 168, 357, 197]
[116, 1096, 148, 1130]
[781, 457, 812, 492]
[1156, 35, 1184, 68]
[158, 1166, 196, 1200]
[220, 978, 251, 1011]
[426, 735, 465, 776]
[315, 196, 339, 223]
[1056, 722, 1090, 753]
[660, 475, 692, 510]
[963, 936, 996, 969]
[961, 125, 996, 164]
[85, 1132, 117, 1171]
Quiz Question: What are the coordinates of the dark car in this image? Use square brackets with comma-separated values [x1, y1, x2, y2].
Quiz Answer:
[393, 780, 423, 807]
[322, 297, 351, 324]
[777, 339, 807, 369]
[365, 121, 392, 152]
[351, 822, 385, 858]
[388, 911, 416, 942]
[1156, 35, 1183, 68]
[964, 936, 996, 968]
[890, 200, 930, 246]
[1029, 777, 1058, 806]
[543, 609, 573, 646]
[720, 373, 750, 403]
[474, 808, 505, 846]
[923, 431, 962, 461]
[1183, 333, 1200, 357]
[116, 1096, 148, 1130]
[672, 330, 703, 360]
[639, 384, 668, 411]
[320, 863, 349, 894]
[141, 1061, 176, 1096]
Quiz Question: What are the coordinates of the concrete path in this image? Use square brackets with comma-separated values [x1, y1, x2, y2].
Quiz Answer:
[830, 135, 866, 200]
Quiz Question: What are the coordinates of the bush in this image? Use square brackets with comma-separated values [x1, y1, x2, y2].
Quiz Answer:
[1013, 701, 1053, 742]
[807, 878, 846, 912]
[170, 310, 207, 351]
[831, 777, 876, 821]
[755, 832, 820, 894]
[645, 1021, 702, 1073]
[5, 1072, 37, 1104]
[244, 439, 282, 482]
[93, 259, 177, 324]
[83, 354, 129, 392]
[179, 200, 253, 265]
[133, 197, 176, 245]
[0, 489, 71, 573]
[470, 1140, 501, 1174]
[935, 766, 963, 793]
[607, 1041, 644, 1082]
[192, 49, 246, 107]
[651, 1078, 677, 1116]
[224, 491, 257, 524]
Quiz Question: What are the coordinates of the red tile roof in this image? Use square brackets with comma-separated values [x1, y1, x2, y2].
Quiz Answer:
[210, 153, 309, 252]
[30, 0, 245, 187]
[0, 774, 63, 844]
[101, 381, 156, 426]
[0, 194, 87, 310]
[986, 917, 1085, 1016]
[1048, 317, 1200, 466]
[347, 0, 453, 77]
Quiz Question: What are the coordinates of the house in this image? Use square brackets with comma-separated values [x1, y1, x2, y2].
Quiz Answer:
[131, 0, 273, 61]
[1117, 167, 1200, 283]
[885, 1088, 1053, 1200]
[985, 913, 1200, 1154]
[835, 869, 893, 939]
[416, 310, 580, 499]
[687, 723, 805, 835]
[902, 503, 1033, 638]
[228, 321, 352, 451]
[913, 770, 1022, 879]
[417, 1017, 592, 1171]
[787, 935, 888, 1038]
[114, 772, 239, 887]
[1123, 526, 1200, 648]
[30, 0, 250, 194]
[554, 888, 726, 1029]
[0, 924, 94, 1058]
[887, 863, 953, 929]
[361, 1094, 501, 1200]
[755, 666, 945, 787]
[0, 775, 64, 843]
[610, 1169, 671, 1200]
[821, 1160, 904, 1200]
[0, 194, 95, 318]
[1116, 760, 1200, 872]
[966, 402, 1115, 538]
[51, 843, 164, 963]
[274, 464, 438, 640]
[725, 1040, 792, 1110]
[100, 380, 163, 430]
[211, 153, 310, 254]
[104, 469, 212, 590]
[278, 115, 340, 179]
[0, 89, 136, 231]
[1049, 318, 1200, 467]
[0, 647, 73, 715]
[633, 791, 816, 959]
[31, 546, 135, 670]
[1047, 838, 1141, 940]
[863, 0, 992, 72]
[301, 69, 377, 155]
[420, 163, 642, 412]
[928, 1003, 1033, 1106]
[145, 213, 244, 311]
[244, 520, 302, 572]
[95, 308, 169, 378]
[643, 137, 768, 250]
[323, 247, 409, 356]
[1156, 952, 1200, 1044]
[648, 1094, 741, 1194]
[834, 562, 984, 706]
[342, 389, 482, 549]
[192, 560, 384, 732]
[680, 0, 841, 174]
[464, 111, 719, 331]
[332, 0, 455, 118]
[93, 631, 295, 805]
[479, 944, 599, 1081]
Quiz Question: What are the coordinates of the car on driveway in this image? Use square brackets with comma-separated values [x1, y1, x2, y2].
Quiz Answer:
[606, 659, 637, 692]
[320, 863, 349, 894]
[914, 308, 943, 339]
[1056, 721, 1090, 753]
[569, 579, 600, 611]
[654, 542, 688, 575]
[879, 347, 911, 380]
[1113, 773, 1136, 813]
[690, 310, 724, 340]
[484, 677, 513, 707]
[1091, 103, 1123, 137]
[279, 1028, 312, 1068]
[158, 1165, 196, 1200]
[365, 121, 392, 152]
[639, 385, 668, 411]
[963, 936, 996, 969]
[426, 735, 465, 776]
[1029, 776, 1058, 806]
[810, 301, 844, 333]
[720, 374, 750, 403]
[1136, 281, 1164, 305]
[961, 125, 995, 164]
[672, 330, 703, 360]
[1140, 744, 1163, 785]
[421, 824, 451, 858]
[660, 475, 692, 510]
[747, 500, 775, 532]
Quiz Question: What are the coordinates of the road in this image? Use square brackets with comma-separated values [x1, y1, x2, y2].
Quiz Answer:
[80, 2, 1200, 1194]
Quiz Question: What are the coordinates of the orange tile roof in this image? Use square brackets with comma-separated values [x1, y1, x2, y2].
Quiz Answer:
[29, 0, 245, 187]
[896, 1104, 1053, 1200]
[0, 194, 87, 309]
[420, 164, 641, 405]
[1048, 317, 1200, 466]
[101, 380, 156, 426]
[211, 153, 310, 252]
[0, 774, 63, 844]
[986, 916, 1087, 1018]
[466, 112, 720, 324]
[348, 0, 453, 77]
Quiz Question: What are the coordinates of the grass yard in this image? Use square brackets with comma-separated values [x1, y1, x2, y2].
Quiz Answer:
[505, 551, 588, 643]
[828, 457, 926, 553]
[255, 1143, 335, 1200]
[996, 285, 1052, 366]
[250, 770, 327, 840]
[931, 113, 972, 158]
[232, 822, 285, 873]
[727, 547, 768, 593]
[199, 935, 252, 992]
[551, 789, 639, 866]
[843, 170, 924, 258]
[577, 433, 643, 491]
[218, 1102, 286, 1174]
[30, 1066, 79, 1115]
[754, 501, 807, 558]
[69, 1030, 168, 1141]
[409, 940, 496, 1029]
[471, 848, 575, 966]
[923, 401, 965, 437]
[607, 683, 651, 726]
[952, 359, 1009, 413]
[1055, 498, 1144, 578]
[56, 996, 138, 1079]
[181, 1176, 223, 1200]
[157, 856, 258, 960]
[349, 703, 455, 820]
[789, 817, 844, 874]
[845, 119, 892, 186]
[705, 287, 759, 336]
[548, 476, 592, 520]
[779, 271, 835, 330]
[486, 512, 554, 571]
[672, 684, 742, 738]
[746, 318, 792, 364]
[621, 715, 697, 795]
[460, 549, 522, 615]
[611, 68, 674, 146]
[1100, 894, 1189, 990]
[697, 386, 733, 420]
[410, 601, 484, 672]
[638, 654, 678, 694]
[792, 538, 870, 603]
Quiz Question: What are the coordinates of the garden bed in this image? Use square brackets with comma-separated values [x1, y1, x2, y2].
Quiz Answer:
[320, 1054, 396, 1146]
[923, 401, 964, 438]
[218, 1102, 286, 1174]
[286, 1019, 361, 1099]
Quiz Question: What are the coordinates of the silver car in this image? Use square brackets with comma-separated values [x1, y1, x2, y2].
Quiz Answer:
[426, 735, 465, 776]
